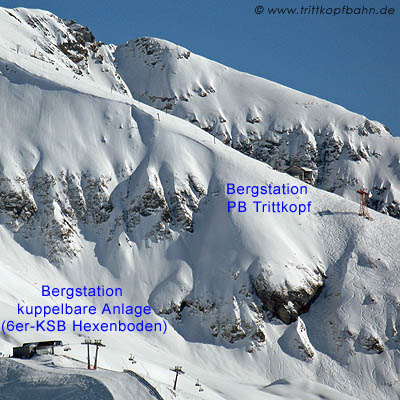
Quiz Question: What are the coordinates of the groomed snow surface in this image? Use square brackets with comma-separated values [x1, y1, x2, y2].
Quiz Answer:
[0, 355, 356, 400]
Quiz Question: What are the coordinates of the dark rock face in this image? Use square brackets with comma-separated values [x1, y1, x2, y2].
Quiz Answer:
[56, 21, 105, 74]
[124, 182, 173, 242]
[358, 333, 385, 354]
[157, 295, 268, 351]
[0, 170, 206, 261]
[18, 10, 129, 95]
[249, 264, 324, 324]
[0, 184, 37, 229]
[385, 201, 400, 218]
[133, 37, 191, 67]
[123, 174, 205, 242]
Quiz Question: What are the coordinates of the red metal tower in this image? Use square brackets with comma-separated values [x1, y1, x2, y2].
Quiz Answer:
[357, 187, 372, 220]
[81, 339, 105, 370]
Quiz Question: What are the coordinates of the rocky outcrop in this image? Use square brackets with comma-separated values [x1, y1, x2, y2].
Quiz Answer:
[0, 177, 37, 230]
[0, 170, 206, 261]
[358, 332, 385, 354]
[156, 294, 268, 351]
[10, 9, 129, 95]
[124, 180, 173, 242]
[249, 263, 324, 324]
[122, 174, 205, 242]
[0, 173, 81, 264]
[133, 37, 191, 68]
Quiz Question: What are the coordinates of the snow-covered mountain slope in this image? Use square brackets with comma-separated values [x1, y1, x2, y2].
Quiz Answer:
[1, 6, 400, 400]
[0, 7, 131, 101]
[0, 356, 190, 400]
[1, 50, 400, 399]
[0, 356, 356, 400]
[1, 8, 399, 220]
[114, 37, 400, 219]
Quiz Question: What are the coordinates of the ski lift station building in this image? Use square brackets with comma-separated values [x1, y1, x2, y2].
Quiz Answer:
[284, 165, 316, 184]
[13, 340, 63, 359]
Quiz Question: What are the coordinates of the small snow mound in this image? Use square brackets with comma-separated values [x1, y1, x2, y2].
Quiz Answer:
[278, 317, 315, 361]
[263, 377, 357, 399]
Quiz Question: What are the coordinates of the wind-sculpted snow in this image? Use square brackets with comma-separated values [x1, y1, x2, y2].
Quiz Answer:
[263, 377, 356, 399]
[1, 7, 400, 400]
